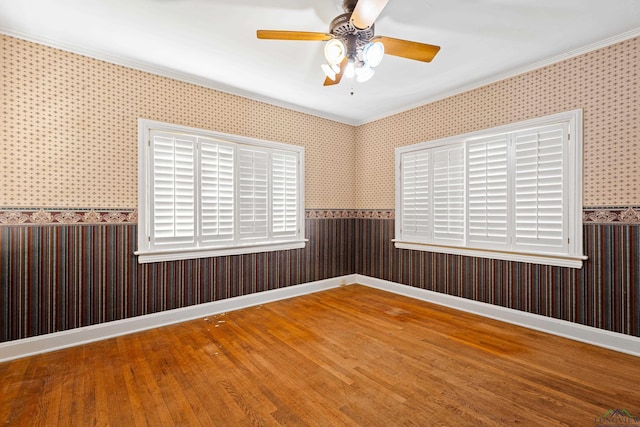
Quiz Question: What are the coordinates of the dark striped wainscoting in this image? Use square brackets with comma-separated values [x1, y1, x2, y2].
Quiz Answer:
[2, 211, 639, 342]
[0, 218, 355, 342]
[355, 219, 640, 337]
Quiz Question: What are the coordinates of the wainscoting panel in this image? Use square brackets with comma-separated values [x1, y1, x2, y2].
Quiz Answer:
[0, 217, 355, 342]
[2, 211, 638, 343]
[355, 218, 639, 337]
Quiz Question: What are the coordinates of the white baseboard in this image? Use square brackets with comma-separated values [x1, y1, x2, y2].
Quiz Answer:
[355, 274, 640, 358]
[2, 273, 638, 362]
[0, 275, 358, 363]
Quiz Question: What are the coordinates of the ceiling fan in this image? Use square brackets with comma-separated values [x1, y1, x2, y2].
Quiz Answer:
[257, 0, 441, 86]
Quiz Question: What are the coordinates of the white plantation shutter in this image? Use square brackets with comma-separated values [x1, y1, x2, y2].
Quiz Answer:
[394, 110, 582, 268]
[513, 124, 567, 253]
[432, 144, 465, 243]
[467, 134, 509, 247]
[272, 151, 298, 238]
[150, 131, 196, 247]
[200, 140, 234, 244]
[238, 148, 269, 240]
[400, 150, 430, 241]
[138, 120, 305, 263]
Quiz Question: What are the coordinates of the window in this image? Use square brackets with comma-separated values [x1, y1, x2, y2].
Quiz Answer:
[395, 110, 585, 268]
[136, 119, 305, 263]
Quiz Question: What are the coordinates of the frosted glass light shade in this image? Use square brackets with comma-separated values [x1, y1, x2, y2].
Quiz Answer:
[324, 39, 346, 65]
[321, 63, 336, 81]
[363, 41, 384, 67]
[356, 65, 375, 83]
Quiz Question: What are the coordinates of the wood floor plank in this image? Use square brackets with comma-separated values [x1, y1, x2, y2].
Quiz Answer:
[216, 308, 355, 424]
[1, 284, 639, 426]
[125, 334, 176, 425]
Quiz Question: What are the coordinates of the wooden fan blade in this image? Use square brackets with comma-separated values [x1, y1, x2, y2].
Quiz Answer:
[351, 0, 390, 30]
[324, 58, 348, 86]
[257, 30, 333, 41]
[323, 76, 337, 86]
[373, 36, 441, 62]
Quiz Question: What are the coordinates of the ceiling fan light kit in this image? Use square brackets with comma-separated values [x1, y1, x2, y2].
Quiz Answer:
[257, 0, 440, 86]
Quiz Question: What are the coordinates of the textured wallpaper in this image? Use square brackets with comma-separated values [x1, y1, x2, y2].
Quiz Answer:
[0, 35, 356, 209]
[355, 37, 640, 209]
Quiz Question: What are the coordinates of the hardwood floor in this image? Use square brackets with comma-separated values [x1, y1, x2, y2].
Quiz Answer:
[1, 284, 639, 426]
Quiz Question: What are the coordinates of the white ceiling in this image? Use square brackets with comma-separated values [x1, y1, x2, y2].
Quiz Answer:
[1, 0, 639, 125]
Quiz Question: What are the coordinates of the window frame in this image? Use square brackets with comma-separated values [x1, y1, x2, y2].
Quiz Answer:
[136, 119, 306, 264]
[394, 110, 586, 268]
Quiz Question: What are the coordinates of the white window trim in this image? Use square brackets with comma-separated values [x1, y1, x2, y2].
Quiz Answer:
[136, 119, 306, 264]
[394, 109, 587, 269]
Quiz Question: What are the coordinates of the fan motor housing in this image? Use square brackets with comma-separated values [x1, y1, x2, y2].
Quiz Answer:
[329, 12, 374, 48]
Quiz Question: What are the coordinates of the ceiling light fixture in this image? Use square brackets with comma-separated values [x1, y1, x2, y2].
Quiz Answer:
[320, 8, 387, 86]
[321, 39, 384, 84]
[257, 0, 441, 88]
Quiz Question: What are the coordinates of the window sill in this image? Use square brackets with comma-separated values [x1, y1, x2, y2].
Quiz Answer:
[135, 239, 308, 264]
[393, 241, 587, 269]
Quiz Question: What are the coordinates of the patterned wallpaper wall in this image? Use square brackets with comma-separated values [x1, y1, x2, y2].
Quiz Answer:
[2, 34, 638, 211]
[355, 36, 640, 209]
[0, 34, 356, 209]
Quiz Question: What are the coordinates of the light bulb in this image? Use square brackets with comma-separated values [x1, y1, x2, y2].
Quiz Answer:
[324, 39, 346, 65]
[363, 41, 384, 68]
[344, 61, 355, 79]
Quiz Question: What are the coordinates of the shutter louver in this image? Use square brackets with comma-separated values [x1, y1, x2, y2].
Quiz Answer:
[401, 151, 430, 241]
[238, 148, 269, 240]
[200, 140, 234, 243]
[272, 152, 298, 238]
[150, 131, 195, 247]
[467, 134, 509, 246]
[514, 124, 566, 252]
[432, 144, 465, 242]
